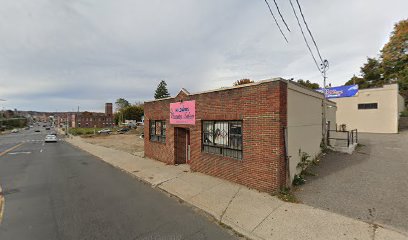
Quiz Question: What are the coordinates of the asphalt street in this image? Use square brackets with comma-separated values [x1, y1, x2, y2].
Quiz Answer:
[296, 131, 408, 233]
[0, 127, 238, 240]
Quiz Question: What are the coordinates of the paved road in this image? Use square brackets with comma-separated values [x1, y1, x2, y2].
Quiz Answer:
[296, 131, 408, 233]
[0, 128, 238, 240]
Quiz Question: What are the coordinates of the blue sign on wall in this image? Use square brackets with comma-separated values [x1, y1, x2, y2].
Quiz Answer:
[316, 85, 359, 99]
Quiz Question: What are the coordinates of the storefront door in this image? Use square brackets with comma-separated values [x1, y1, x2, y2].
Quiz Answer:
[175, 128, 190, 164]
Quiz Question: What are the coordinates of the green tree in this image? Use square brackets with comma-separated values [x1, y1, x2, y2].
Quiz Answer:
[345, 75, 369, 88]
[233, 78, 254, 86]
[154, 80, 171, 99]
[296, 79, 320, 89]
[122, 105, 144, 121]
[345, 58, 385, 88]
[114, 105, 144, 125]
[115, 98, 130, 111]
[381, 19, 408, 102]
[361, 58, 384, 83]
[345, 19, 408, 105]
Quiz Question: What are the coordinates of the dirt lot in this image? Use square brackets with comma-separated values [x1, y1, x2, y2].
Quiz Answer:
[82, 128, 144, 156]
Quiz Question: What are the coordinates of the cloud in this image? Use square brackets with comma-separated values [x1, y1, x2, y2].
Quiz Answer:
[0, 0, 407, 111]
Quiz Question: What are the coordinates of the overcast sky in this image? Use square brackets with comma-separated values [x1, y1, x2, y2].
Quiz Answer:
[0, 0, 407, 112]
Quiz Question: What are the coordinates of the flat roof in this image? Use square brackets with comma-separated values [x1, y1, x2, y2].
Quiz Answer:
[145, 77, 336, 104]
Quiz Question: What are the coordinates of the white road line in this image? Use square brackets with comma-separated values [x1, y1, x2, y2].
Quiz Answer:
[8, 152, 31, 155]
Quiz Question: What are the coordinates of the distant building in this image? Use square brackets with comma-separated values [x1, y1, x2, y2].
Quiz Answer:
[332, 84, 405, 133]
[71, 103, 114, 128]
[56, 114, 73, 128]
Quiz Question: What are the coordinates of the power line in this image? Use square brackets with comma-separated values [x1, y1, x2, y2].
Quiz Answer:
[264, 0, 288, 43]
[272, 0, 291, 32]
[289, 0, 323, 76]
[295, 0, 324, 63]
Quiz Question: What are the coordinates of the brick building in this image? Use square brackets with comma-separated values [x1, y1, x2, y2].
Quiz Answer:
[144, 79, 336, 193]
[71, 103, 114, 128]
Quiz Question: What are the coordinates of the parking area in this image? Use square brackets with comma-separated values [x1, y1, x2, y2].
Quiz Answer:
[295, 131, 408, 233]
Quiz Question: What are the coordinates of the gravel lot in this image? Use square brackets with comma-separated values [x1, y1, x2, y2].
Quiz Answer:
[295, 131, 408, 233]
[82, 128, 144, 156]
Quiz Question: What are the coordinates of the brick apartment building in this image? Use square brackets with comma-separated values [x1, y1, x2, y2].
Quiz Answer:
[71, 103, 114, 128]
[144, 78, 336, 193]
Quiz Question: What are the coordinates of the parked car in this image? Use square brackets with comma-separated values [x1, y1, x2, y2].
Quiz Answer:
[25, 127, 30, 130]
[45, 127, 51, 130]
[45, 134, 57, 143]
[11, 129, 19, 133]
[97, 129, 112, 134]
[117, 128, 130, 134]
[50, 132, 57, 136]
[35, 129, 41, 132]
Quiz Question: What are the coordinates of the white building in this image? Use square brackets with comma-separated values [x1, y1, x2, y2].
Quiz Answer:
[332, 84, 405, 133]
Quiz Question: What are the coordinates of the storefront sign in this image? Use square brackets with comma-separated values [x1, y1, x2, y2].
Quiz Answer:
[316, 84, 359, 99]
[170, 100, 196, 125]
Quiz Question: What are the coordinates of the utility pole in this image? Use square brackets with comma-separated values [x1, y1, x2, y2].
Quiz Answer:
[321, 59, 329, 146]
[0, 99, 6, 128]
[66, 112, 69, 135]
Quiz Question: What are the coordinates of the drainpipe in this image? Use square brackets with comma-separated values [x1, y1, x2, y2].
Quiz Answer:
[283, 126, 290, 188]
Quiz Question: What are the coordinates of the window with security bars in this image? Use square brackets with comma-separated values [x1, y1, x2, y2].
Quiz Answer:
[202, 121, 242, 159]
[150, 120, 166, 143]
[358, 103, 378, 110]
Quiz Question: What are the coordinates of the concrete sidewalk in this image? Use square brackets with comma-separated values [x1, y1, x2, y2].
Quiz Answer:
[66, 135, 408, 240]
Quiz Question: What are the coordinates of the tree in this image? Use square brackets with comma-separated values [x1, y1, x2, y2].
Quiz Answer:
[114, 105, 144, 125]
[296, 79, 320, 89]
[381, 19, 408, 102]
[233, 79, 254, 86]
[345, 19, 408, 104]
[154, 80, 170, 99]
[115, 98, 130, 111]
[345, 58, 385, 88]
[122, 105, 144, 121]
[345, 75, 368, 88]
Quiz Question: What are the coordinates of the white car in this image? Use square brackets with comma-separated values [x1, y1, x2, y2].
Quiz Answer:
[11, 129, 19, 133]
[97, 129, 112, 134]
[45, 134, 57, 143]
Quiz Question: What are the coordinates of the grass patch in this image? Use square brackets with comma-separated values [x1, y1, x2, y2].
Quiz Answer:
[69, 127, 106, 136]
[277, 188, 299, 203]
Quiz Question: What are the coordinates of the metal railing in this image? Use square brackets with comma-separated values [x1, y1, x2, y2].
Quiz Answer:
[327, 127, 358, 148]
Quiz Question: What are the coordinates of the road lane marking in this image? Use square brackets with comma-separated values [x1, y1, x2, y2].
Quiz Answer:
[8, 152, 31, 155]
[0, 143, 24, 157]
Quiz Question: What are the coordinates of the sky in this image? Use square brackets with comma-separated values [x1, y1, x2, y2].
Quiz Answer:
[0, 0, 407, 112]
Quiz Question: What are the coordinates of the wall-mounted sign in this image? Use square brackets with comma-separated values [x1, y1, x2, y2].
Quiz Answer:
[170, 100, 196, 125]
[316, 84, 358, 99]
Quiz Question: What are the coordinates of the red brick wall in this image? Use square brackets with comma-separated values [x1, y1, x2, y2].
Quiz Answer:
[144, 81, 288, 193]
